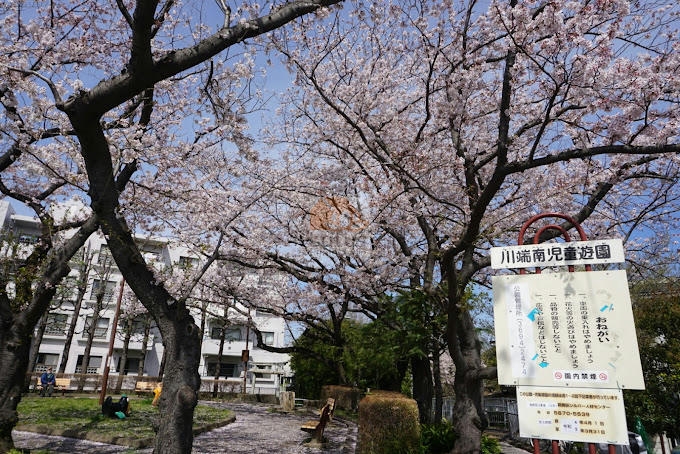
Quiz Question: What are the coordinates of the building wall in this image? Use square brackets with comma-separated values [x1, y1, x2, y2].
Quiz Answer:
[1, 200, 291, 392]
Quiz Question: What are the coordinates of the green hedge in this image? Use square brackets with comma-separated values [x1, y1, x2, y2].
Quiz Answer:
[358, 391, 420, 454]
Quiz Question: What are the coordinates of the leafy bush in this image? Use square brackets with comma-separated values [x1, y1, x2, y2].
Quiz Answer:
[481, 434, 502, 454]
[420, 419, 456, 453]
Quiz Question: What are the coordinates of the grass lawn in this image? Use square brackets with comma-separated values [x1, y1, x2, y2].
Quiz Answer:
[15, 396, 234, 449]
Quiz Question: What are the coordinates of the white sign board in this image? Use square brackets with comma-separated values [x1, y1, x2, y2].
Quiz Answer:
[493, 270, 644, 389]
[490, 239, 624, 269]
[517, 386, 628, 444]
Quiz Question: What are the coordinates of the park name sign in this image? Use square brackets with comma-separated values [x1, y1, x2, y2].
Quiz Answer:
[490, 239, 624, 270]
[491, 238, 643, 445]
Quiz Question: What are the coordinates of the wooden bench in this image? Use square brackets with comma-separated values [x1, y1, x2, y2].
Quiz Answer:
[36, 377, 71, 396]
[300, 398, 335, 443]
[135, 381, 158, 395]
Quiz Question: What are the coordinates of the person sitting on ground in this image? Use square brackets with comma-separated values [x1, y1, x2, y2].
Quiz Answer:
[102, 395, 131, 418]
[39, 367, 56, 397]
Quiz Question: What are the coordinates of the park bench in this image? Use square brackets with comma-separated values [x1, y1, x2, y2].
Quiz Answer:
[134, 380, 158, 395]
[300, 398, 335, 443]
[36, 377, 71, 396]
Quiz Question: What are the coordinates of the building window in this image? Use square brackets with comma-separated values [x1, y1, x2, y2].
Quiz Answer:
[35, 353, 59, 372]
[226, 327, 242, 341]
[205, 362, 237, 378]
[19, 234, 38, 244]
[139, 245, 161, 262]
[211, 325, 243, 341]
[75, 355, 102, 374]
[84, 316, 110, 339]
[130, 317, 147, 335]
[259, 332, 275, 347]
[117, 357, 140, 375]
[57, 276, 79, 301]
[178, 256, 199, 269]
[90, 279, 116, 303]
[210, 325, 223, 340]
[44, 313, 68, 336]
[257, 274, 276, 289]
[97, 244, 115, 267]
[254, 309, 274, 318]
[224, 263, 247, 277]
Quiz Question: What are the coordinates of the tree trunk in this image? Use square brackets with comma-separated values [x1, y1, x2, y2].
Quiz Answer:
[412, 354, 434, 424]
[116, 318, 133, 392]
[213, 323, 226, 397]
[0, 318, 32, 453]
[138, 315, 151, 378]
[450, 368, 486, 454]
[433, 348, 443, 423]
[25, 313, 47, 390]
[78, 315, 97, 392]
[158, 347, 167, 380]
[59, 282, 87, 373]
[153, 314, 201, 454]
[446, 281, 488, 454]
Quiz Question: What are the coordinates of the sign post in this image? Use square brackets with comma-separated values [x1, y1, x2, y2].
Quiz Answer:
[491, 213, 644, 454]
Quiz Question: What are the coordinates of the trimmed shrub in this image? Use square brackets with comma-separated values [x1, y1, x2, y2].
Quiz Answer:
[321, 385, 361, 411]
[358, 391, 420, 454]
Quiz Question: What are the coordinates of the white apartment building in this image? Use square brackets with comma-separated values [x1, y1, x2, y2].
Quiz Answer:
[0, 200, 291, 395]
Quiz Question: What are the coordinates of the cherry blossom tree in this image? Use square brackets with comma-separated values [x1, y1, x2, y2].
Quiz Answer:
[262, 0, 680, 451]
[1, 0, 344, 452]
[0, 175, 105, 451]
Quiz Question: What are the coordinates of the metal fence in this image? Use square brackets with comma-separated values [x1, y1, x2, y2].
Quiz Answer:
[432, 396, 519, 439]
[484, 397, 519, 437]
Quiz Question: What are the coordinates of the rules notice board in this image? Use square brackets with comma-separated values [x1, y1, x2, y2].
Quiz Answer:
[492, 270, 644, 389]
[516, 386, 628, 444]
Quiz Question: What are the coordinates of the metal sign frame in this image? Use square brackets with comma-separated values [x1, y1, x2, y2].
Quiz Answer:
[491, 213, 639, 454]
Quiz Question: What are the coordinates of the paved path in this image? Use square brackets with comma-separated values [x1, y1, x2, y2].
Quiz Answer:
[13, 401, 527, 453]
[13, 401, 356, 453]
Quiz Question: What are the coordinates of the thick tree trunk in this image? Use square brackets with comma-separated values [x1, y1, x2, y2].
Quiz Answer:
[412, 354, 434, 424]
[446, 273, 488, 454]
[0, 320, 31, 453]
[450, 369, 487, 454]
[153, 314, 201, 454]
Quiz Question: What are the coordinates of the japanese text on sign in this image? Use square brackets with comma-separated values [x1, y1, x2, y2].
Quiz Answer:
[490, 239, 624, 269]
[492, 270, 644, 389]
[517, 386, 628, 444]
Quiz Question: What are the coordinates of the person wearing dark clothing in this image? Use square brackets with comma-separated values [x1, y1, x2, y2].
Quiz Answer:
[102, 395, 130, 418]
[40, 368, 56, 397]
